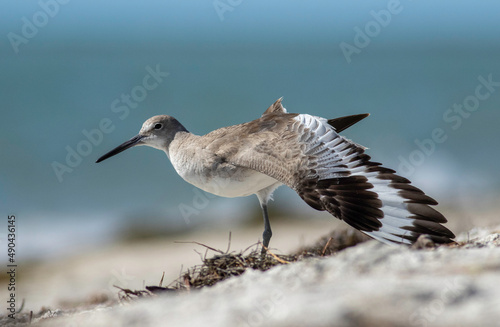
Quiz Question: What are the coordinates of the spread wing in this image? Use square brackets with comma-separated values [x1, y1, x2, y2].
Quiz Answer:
[206, 110, 455, 245]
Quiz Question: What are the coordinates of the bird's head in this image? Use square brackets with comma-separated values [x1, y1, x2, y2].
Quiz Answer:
[96, 115, 187, 163]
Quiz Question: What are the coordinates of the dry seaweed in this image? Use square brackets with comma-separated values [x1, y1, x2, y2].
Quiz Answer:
[295, 228, 370, 257]
[116, 229, 370, 301]
[143, 242, 298, 296]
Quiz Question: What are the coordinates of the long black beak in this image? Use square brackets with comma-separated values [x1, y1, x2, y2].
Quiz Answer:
[96, 134, 144, 163]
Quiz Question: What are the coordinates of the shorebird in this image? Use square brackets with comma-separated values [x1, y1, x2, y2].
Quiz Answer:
[96, 98, 455, 251]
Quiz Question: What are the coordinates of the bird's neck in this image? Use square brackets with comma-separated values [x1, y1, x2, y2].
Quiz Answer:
[164, 130, 199, 160]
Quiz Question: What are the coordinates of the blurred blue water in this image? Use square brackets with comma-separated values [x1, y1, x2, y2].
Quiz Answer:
[1, 1, 499, 261]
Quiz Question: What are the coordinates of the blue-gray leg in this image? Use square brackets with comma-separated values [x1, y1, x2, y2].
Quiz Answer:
[261, 203, 272, 255]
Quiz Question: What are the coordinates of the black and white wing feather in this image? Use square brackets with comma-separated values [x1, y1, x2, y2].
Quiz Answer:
[293, 114, 454, 244]
[221, 110, 455, 245]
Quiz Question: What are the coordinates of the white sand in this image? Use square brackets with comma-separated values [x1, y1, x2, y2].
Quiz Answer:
[23, 227, 500, 327]
[2, 215, 500, 327]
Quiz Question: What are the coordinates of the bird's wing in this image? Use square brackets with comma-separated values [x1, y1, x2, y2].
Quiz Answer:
[261, 97, 370, 133]
[207, 112, 455, 245]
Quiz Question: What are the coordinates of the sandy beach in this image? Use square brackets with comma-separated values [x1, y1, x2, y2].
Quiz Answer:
[1, 207, 499, 327]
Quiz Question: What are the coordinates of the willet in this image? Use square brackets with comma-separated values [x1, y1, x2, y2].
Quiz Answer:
[96, 98, 455, 251]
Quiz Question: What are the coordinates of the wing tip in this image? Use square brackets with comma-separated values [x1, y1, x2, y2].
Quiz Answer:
[364, 216, 456, 246]
[327, 113, 370, 133]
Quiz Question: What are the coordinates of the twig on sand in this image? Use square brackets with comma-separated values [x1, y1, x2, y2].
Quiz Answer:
[183, 274, 191, 292]
[261, 244, 290, 264]
[321, 237, 334, 256]
[174, 241, 224, 254]
[225, 232, 232, 254]
[114, 285, 150, 302]
[159, 272, 165, 287]
[16, 298, 25, 313]
[242, 242, 261, 254]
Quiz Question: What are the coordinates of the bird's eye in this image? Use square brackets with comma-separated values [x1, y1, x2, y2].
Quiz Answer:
[154, 123, 162, 130]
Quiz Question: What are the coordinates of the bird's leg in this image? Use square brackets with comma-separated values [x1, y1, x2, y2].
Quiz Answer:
[260, 203, 272, 255]
[256, 186, 280, 256]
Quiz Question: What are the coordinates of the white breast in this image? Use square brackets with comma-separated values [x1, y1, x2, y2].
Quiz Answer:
[168, 146, 280, 198]
[188, 168, 280, 198]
